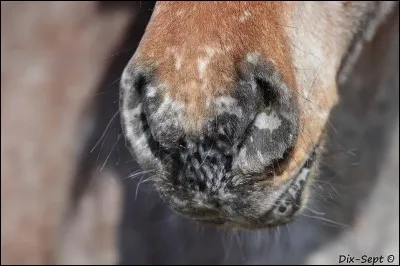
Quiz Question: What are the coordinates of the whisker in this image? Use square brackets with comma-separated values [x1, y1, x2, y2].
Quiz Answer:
[304, 205, 326, 216]
[90, 110, 120, 153]
[135, 175, 146, 200]
[99, 133, 121, 172]
[286, 224, 292, 241]
[300, 213, 351, 228]
[116, 141, 121, 166]
[277, 225, 281, 244]
[200, 142, 214, 168]
[134, 174, 158, 201]
[96, 133, 108, 163]
[126, 169, 157, 179]
[104, 47, 135, 62]
[106, 77, 122, 89]
[233, 230, 245, 260]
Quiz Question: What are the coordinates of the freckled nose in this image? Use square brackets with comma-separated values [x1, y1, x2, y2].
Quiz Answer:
[230, 56, 299, 175]
[123, 56, 299, 193]
[126, 68, 186, 150]
[130, 60, 297, 145]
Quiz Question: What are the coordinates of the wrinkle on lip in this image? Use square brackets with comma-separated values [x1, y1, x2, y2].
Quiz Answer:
[273, 135, 322, 185]
[272, 139, 320, 204]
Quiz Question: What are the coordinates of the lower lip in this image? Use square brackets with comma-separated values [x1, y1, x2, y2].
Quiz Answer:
[190, 142, 322, 228]
[295, 140, 321, 175]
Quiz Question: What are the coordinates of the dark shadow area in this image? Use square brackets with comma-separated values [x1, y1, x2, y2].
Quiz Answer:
[70, 1, 156, 211]
[72, 3, 399, 265]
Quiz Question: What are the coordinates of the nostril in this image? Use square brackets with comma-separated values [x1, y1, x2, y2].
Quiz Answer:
[278, 206, 287, 213]
[256, 78, 277, 109]
[133, 71, 148, 98]
[140, 113, 150, 131]
[225, 155, 233, 172]
[232, 58, 299, 176]
[178, 138, 187, 150]
[217, 133, 231, 144]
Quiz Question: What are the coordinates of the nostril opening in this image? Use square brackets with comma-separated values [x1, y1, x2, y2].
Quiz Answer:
[256, 78, 277, 108]
[178, 138, 187, 150]
[217, 133, 230, 144]
[139, 113, 146, 123]
[225, 155, 233, 172]
[278, 206, 287, 213]
[134, 72, 148, 98]
[139, 113, 150, 130]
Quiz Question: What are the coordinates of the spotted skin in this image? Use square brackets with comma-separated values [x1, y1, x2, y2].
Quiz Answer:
[120, 55, 310, 228]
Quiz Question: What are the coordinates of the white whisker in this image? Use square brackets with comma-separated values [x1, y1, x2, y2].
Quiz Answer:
[90, 111, 120, 153]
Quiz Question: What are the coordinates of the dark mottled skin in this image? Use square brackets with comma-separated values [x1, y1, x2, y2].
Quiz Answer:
[119, 48, 307, 227]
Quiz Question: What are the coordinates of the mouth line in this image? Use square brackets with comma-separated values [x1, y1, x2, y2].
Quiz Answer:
[192, 141, 321, 228]
[268, 140, 321, 209]
[293, 140, 320, 178]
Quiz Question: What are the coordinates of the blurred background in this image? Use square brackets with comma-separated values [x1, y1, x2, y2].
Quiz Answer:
[1, 2, 399, 265]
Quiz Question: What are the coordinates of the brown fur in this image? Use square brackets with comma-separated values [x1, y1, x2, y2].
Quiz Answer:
[133, 2, 296, 132]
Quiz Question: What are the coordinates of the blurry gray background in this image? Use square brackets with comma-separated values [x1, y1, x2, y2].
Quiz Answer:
[1, 2, 399, 265]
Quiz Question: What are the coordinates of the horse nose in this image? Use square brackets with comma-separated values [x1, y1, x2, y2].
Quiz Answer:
[121, 55, 299, 181]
